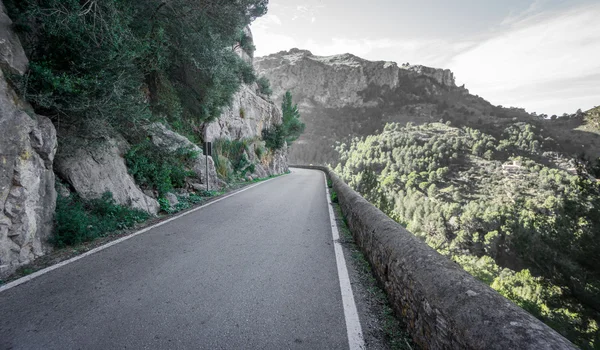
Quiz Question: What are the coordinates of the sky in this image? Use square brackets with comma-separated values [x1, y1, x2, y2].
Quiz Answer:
[250, 0, 600, 116]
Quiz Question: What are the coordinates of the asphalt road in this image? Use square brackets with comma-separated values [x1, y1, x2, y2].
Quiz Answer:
[0, 169, 353, 350]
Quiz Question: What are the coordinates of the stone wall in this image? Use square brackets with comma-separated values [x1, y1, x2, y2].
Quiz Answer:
[291, 166, 576, 350]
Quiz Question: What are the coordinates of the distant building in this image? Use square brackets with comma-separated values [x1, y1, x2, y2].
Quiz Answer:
[502, 161, 523, 173]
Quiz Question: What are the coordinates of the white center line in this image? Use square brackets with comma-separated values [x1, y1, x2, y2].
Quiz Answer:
[323, 172, 366, 350]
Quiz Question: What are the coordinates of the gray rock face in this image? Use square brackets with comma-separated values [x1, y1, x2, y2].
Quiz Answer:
[406, 64, 456, 87]
[0, 69, 57, 278]
[206, 84, 282, 142]
[206, 83, 289, 177]
[145, 123, 223, 189]
[255, 49, 402, 109]
[54, 132, 159, 215]
[0, 1, 28, 75]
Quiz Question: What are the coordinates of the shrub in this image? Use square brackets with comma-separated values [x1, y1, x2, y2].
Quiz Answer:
[255, 144, 265, 159]
[125, 140, 198, 196]
[53, 192, 149, 247]
[262, 124, 286, 150]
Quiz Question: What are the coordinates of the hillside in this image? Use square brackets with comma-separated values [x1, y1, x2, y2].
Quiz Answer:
[334, 122, 600, 348]
[255, 49, 600, 165]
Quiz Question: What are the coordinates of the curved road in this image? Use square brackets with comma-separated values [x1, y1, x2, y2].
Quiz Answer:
[0, 169, 361, 349]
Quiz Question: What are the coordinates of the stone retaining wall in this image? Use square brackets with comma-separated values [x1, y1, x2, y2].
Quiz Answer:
[291, 166, 576, 350]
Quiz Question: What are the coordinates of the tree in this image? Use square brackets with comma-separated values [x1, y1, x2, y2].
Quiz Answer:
[281, 91, 305, 145]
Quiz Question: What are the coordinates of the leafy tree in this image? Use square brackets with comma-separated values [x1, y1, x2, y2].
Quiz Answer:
[262, 91, 305, 150]
[281, 91, 305, 145]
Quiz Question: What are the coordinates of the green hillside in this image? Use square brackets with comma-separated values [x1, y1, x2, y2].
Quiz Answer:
[334, 122, 600, 348]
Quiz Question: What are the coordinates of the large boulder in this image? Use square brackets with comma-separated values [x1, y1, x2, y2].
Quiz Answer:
[54, 130, 159, 215]
[0, 69, 57, 278]
[145, 123, 223, 189]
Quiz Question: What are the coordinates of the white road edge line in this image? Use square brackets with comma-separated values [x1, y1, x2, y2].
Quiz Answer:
[323, 172, 365, 350]
[0, 176, 282, 294]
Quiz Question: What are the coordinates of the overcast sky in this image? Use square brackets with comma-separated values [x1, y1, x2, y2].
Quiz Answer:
[251, 0, 600, 116]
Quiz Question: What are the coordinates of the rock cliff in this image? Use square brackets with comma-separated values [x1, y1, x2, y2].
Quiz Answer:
[0, 17, 56, 277]
[207, 30, 288, 178]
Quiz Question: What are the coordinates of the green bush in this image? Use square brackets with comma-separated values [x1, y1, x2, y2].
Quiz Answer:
[335, 122, 600, 348]
[262, 124, 286, 150]
[53, 192, 149, 247]
[125, 140, 197, 196]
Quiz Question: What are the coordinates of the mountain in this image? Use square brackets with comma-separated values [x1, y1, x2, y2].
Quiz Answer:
[255, 49, 600, 165]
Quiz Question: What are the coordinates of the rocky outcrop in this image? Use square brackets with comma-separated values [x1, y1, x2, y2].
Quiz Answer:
[54, 130, 159, 215]
[0, 69, 57, 278]
[206, 84, 282, 141]
[146, 123, 224, 189]
[208, 30, 289, 178]
[0, 2, 28, 75]
[255, 49, 402, 109]
[206, 84, 289, 178]
[405, 64, 455, 87]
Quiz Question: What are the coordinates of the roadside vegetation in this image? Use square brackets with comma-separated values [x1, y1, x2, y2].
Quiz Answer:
[334, 121, 600, 348]
[262, 91, 306, 150]
[53, 192, 150, 247]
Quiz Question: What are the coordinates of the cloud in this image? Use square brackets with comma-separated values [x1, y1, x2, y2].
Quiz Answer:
[501, 0, 548, 25]
[449, 3, 600, 114]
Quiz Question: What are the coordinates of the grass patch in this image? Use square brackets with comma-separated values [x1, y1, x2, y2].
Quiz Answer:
[330, 189, 338, 203]
[53, 192, 150, 247]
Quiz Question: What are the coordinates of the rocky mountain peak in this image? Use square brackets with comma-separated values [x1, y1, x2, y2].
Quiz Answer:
[255, 49, 458, 109]
[403, 64, 456, 87]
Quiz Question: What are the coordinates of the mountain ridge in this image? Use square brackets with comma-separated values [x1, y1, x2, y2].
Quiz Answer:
[255, 49, 600, 165]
